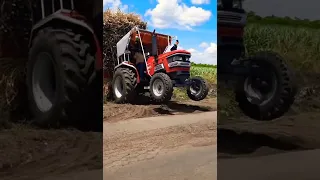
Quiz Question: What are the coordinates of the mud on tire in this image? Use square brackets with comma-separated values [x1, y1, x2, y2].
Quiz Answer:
[187, 76, 209, 101]
[27, 27, 101, 130]
[150, 73, 173, 103]
[235, 51, 297, 120]
[112, 68, 137, 103]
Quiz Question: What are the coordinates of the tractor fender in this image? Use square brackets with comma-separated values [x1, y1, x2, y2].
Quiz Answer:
[114, 62, 140, 84]
[29, 10, 103, 70]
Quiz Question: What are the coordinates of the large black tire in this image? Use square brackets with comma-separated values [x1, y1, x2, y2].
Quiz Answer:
[112, 68, 136, 103]
[149, 73, 173, 103]
[27, 27, 102, 130]
[187, 76, 209, 101]
[235, 51, 297, 120]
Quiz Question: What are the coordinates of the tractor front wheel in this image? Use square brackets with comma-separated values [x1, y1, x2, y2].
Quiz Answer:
[187, 76, 209, 101]
[235, 51, 297, 120]
[149, 73, 173, 103]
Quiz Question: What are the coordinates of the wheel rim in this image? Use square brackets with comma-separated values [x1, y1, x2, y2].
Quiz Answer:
[114, 76, 124, 99]
[189, 79, 203, 96]
[244, 64, 278, 105]
[32, 52, 56, 112]
[152, 79, 164, 97]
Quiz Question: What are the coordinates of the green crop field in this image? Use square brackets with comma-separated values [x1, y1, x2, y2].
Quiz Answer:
[245, 12, 320, 73]
[245, 24, 320, 73]
[190, 64, 217, 84]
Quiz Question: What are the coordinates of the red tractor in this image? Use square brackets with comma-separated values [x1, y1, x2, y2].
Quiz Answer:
[112, 27, 209, 103]
[218, 0, 297, 120]
[25, 0, 103, 129]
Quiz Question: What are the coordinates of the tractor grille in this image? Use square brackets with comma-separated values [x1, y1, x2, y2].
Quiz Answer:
[167, 54, 191, 63]
[218, 11, 246, 26]
[218, 14, 242, 22]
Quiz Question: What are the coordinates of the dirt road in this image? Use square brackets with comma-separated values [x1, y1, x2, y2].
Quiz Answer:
[0, 127, 102, 180]
[104, 98, 216, 122]
[104, 111, 217, 180]
[0, 97, 215, 180]
[218, 148, 320, 180]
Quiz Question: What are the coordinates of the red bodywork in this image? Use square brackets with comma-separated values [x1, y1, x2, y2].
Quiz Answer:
[146, 50, 191, 76]
[218, 26, 244, 38]
[130, 30, 172, 55]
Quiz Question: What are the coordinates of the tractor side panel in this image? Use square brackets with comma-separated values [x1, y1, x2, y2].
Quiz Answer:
[147, 56, 156, 76]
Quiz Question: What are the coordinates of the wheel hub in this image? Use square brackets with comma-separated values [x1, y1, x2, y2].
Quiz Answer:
[189, 80, 202, 95]
[152, 79, 164, 97]
[114, 76, 124, 98]
[32, 52, 56, 112]
[244, 66, 277, 105]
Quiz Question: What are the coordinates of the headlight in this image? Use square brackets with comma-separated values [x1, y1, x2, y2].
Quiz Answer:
[172, 56, 183, 61]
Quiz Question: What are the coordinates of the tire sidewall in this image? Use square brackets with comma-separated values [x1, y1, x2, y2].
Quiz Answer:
[112, 70, 126, 102]
[27, 30, 66, 125]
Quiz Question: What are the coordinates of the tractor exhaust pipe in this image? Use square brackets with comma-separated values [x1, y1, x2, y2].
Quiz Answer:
[151, 29, 158, 63]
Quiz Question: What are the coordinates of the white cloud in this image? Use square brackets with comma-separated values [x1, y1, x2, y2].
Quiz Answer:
[103, 0, 128, 11]
[145, 0, 212, 30]
[199, 42, 209, 48]
[191, 0, 210, 5]
[187, 42, 217, 65]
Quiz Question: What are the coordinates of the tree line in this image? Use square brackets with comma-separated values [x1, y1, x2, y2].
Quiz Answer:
[247, 11, 320, 29]
[191, 62, 217, 68]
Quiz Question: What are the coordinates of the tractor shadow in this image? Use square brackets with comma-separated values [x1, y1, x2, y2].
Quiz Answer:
[132, 94, 212, 115]
[153, 102, 212, 115]
[217, 128, 306, 158]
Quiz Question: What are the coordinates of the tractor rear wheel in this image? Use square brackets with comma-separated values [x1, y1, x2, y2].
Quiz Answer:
[112, 68, 137, 103]
[27, 27, 101, 130]
[150, 73, 173, 103]
[187, 76, 209, 101]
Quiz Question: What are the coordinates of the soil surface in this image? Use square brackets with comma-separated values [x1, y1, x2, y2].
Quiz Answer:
[0, 126, 102, 180]
[0, 97, 216, 180]
[104, 98, 217, 122]
[104, 111, 217, 180]
[218, 82, 320, 159]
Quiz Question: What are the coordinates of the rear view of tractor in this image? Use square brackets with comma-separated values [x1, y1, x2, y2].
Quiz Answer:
[1, 0, 103, 130]
[218, 0, 297, 120]
[111, 27, 209, 104]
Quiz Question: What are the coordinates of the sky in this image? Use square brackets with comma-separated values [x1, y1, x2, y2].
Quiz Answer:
[243, 0, 319, 20]
[103, 0, 217, 65]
